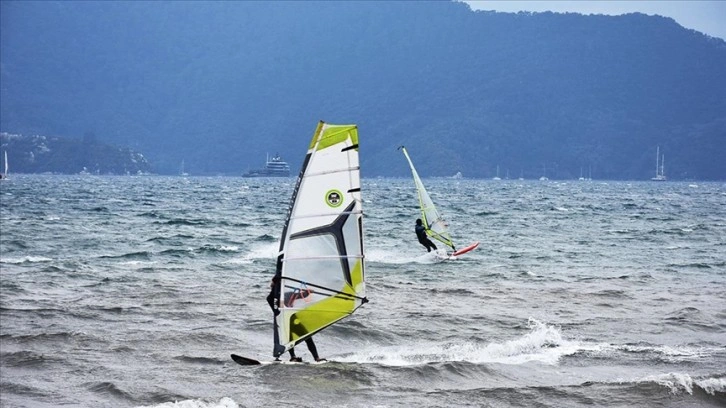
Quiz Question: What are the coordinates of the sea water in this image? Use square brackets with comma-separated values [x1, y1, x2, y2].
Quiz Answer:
[0, 175, 724, 407]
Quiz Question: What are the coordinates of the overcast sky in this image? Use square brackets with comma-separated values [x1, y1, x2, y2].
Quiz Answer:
[465, 1, 726, 40]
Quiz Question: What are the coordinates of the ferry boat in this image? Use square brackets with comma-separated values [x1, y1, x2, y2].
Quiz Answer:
[242, 153, 291, 177]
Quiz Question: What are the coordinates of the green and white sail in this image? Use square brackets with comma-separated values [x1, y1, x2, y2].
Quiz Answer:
[272, 121, 367, 358]
[399, 146, 455, 251]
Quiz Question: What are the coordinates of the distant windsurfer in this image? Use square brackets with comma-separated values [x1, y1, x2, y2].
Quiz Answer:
[267, 275, 326, 362]
[415, 218, 438, 252]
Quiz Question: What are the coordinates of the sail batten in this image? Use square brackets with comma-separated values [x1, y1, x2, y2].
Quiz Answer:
[283, 255, 364, 261]
[272, 121, 366, 358]
[290, 210, 363, 220]
[306, 166, 361, 177]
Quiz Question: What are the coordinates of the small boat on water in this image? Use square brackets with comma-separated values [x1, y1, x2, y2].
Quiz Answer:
[651, 146, 666, 181]
[1, 151, 8, 180]
[242, 153, 291, 177]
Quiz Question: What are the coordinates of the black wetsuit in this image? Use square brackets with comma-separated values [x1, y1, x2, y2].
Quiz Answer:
[267, 278, 320, 361]
[415, 224, 438, 252]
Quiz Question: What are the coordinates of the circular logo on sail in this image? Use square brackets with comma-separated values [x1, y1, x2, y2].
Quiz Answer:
[325, 189, 343, 208]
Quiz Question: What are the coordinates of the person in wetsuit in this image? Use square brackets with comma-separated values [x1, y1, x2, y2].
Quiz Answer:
[266, 275, 325, 362]
[415, 218, 438, 252]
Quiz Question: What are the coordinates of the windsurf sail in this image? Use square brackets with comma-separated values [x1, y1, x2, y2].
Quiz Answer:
[271, 121, 367, 358]
[399, 146, 455, 251]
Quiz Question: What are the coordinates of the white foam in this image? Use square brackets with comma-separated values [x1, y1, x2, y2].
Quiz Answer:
[136, 397, 238, 408]
[697, 377, 726, 395]
[0, 256, 54, 264]
[615, 344, 710, 362]
[636, 373, 726, 396]
[244, 242, 278, 261]
[217, 245, 239, 252]
[366, 247, 448, 264]
[337, 318, 582, 366]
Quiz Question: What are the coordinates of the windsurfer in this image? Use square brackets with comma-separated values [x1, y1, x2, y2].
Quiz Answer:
[267, 276, 326, 362]
[415, 218, 438, 252]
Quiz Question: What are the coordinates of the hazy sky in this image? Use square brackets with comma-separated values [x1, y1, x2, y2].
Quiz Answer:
[465, 1, 726, 40]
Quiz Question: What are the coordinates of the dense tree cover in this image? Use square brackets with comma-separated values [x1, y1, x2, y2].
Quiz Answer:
[0, 132, 152, 175]
[1, 1, 724, 179]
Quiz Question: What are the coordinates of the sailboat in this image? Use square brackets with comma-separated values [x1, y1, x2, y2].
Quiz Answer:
[493, 165, 501, 181]
[399, 146, 479, 257]
[179, 160, 189, 176]
[0, 151, 7, 180]
[231, 121, 367, 365]
[651, 146, 666, 181]
[539, 163, 549, 181]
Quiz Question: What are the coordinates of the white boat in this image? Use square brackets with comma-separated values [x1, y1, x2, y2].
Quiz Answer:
[493, 165, 501, 180]
[242, 153, 291, 177]
[179, 160, 189, 176]
[399, 146, 479, 257]
[270, 121, 367, 358]
[651, 146, 667, 181]
[539, 163, 549, 181]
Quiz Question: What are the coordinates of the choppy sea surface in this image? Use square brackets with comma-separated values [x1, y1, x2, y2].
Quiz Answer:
[1, 174, 725, 408]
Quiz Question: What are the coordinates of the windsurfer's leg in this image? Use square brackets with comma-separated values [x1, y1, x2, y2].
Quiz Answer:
[305, 337, 325, 361]
[288, 347, 302, 362]
[305, 338, 319, 360]
[419, 239, 430, 252]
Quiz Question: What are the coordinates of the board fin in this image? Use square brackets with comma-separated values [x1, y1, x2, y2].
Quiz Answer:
[231, 354, 262, 366]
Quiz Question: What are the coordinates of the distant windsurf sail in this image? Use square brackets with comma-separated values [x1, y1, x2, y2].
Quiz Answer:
[272, 121, 367, 358]
[399, 146, 455, 251]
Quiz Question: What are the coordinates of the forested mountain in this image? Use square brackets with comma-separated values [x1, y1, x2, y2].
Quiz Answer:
[0, 132, 152, 175]
[1, 1, 724, 179]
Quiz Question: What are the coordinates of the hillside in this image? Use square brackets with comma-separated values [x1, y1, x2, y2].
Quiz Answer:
[0, 132, 152, 175]
[1, 1, 724, 179]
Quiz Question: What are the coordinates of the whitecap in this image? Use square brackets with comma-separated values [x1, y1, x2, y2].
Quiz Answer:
[641, 372, 694, 394]
[336, 318, 588, 366]
[135, 397, 239, 408]
[697, 376, 726, 395]
[1, 256, 53, 264]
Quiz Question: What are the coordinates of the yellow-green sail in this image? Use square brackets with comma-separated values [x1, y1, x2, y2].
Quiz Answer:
[399, 146, 455, 250]
[272, 121, 367, 358]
